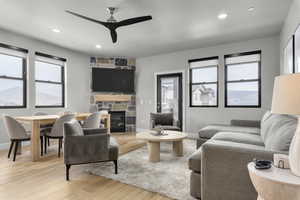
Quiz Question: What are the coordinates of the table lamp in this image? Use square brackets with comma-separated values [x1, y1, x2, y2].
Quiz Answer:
[271, 73, 300, 176]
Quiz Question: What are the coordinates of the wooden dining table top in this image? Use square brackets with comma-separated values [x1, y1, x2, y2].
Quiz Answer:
[15, 113, 109, 123]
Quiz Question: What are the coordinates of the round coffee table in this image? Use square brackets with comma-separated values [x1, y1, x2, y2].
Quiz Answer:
[136, 130, 187, 162]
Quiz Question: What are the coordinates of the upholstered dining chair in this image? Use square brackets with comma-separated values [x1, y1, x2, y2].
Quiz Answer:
[82, 112, 102, 128]
[44, 114, 75, 157]
[3, 115, 44, 161]
[63, 119, 119, 181]
[34, 112, 52, 146]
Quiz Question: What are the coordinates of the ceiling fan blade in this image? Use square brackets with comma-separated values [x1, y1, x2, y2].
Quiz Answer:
[110, 29, 118, 43]
[117, 15, 152, 27]
[66, 10, 108, 27]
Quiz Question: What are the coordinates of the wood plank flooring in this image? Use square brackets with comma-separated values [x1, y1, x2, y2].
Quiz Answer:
[0, 133, 172, 200]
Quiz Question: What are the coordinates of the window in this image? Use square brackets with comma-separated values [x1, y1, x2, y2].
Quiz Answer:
[35, 52, 66, 107]
[225, 51, 261, 107]
[0, 43, 28, 108]
[189, 57, 218, 107]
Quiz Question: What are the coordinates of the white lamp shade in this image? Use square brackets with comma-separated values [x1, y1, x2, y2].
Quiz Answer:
[271, 73, 300, 115]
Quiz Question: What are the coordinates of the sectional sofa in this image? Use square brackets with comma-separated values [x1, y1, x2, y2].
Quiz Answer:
[189, 111, 297, 200]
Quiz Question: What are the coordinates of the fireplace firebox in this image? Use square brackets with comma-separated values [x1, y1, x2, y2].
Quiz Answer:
[109, 111, 126, 132]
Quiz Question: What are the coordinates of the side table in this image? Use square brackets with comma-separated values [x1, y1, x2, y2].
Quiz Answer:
[248, 162, 300, 200]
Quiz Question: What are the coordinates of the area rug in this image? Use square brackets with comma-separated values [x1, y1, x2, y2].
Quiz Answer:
[86, 139, 196, 200]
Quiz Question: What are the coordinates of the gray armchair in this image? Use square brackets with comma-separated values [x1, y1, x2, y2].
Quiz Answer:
[63, 120, 119, 181]
[150, 112, 181, 131]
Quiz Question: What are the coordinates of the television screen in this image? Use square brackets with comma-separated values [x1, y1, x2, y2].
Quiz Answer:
[92, 68, 135, 93]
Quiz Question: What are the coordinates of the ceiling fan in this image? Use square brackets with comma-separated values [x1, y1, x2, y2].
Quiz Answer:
[66, 7, 152, 43]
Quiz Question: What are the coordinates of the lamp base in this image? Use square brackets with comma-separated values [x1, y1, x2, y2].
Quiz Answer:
[289, 117, 300, 176]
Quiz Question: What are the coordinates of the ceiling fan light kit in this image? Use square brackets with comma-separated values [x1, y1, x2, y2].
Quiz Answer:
[66, 7, 152, 43]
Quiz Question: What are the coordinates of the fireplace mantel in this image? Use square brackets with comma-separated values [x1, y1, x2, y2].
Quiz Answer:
[93, 94, 132, 102]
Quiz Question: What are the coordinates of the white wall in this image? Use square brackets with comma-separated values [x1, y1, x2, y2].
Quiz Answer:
[136, 36, 280, 133]
[0, 28, 90, 147]
[280, 0, 300, 74]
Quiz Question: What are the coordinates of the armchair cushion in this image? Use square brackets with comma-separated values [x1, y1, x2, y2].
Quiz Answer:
[64, 119, 84, 136]
[109, 137, 119, 161]
[83, 128, 108, 135]
[154, 125, 180, 131]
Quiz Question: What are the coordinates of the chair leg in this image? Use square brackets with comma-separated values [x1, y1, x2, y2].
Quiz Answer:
[66, 164, 71, 181]
[40, 137, 43, 156]
[48, 138, 50, 146]
[8, 141, 14, 158]
[13, 141, 19, 162]
[58, 138, 62, 157]
[44, 136, 47, 154]
[113, 160, 118, 174]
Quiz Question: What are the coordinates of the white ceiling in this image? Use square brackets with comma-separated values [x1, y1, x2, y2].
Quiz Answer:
[0, 0, 292, 57]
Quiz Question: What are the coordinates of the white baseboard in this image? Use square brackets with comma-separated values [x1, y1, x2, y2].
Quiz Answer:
[0, 141, 30, 150]
[0, 142, 10, 150]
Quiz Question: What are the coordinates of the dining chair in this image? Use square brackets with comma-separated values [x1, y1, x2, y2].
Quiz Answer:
[34, 112, 52, 146]
[82, 112, 102, 128]
[44, 114, 75, 157]
[3, 115, 44, 161]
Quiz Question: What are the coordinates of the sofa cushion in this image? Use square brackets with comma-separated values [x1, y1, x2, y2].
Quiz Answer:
[189, 148, 202, 172]
[261, 112, 297, 152]
[199, 125, 260, 139]
[211, 132, 264, 146]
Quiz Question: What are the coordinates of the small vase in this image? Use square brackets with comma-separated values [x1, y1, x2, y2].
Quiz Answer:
[289, 117, 300, 176]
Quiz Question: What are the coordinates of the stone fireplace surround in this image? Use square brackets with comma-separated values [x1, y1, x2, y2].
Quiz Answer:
[91, 94, 136, 132]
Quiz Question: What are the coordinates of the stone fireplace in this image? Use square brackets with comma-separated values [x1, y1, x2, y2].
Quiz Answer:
[92, 94, 136, 133]
[89, 56, 136, 133]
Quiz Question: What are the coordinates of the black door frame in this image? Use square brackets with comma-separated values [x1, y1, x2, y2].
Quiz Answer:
[156, 73, 183, 130]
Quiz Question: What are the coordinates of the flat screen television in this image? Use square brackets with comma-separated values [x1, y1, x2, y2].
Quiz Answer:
[92, 68, 135, 93]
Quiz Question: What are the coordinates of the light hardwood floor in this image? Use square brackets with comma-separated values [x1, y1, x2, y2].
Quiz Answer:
[0, 133, 172, 200]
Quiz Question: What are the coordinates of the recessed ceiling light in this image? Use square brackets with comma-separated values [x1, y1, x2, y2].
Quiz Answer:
[218, 13, 228, 20]
[95, 44, 102, 49]
[248, 7, 255, 12]
[52, 28, 61, 33]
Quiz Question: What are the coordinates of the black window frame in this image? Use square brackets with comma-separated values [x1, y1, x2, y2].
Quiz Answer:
[0, 43, 28, 109]
[35, 52, 66, 108]
[189, 56, 219, 107]
[224, 50, 262, 108]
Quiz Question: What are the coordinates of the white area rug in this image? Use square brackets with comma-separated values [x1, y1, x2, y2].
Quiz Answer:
[86, 139, 196, 200]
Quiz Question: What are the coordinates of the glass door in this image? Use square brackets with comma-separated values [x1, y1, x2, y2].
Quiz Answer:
[157, 73, 183, 130]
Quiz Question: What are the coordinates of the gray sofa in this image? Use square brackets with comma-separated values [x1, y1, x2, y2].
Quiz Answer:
[189, 111, 297, 200]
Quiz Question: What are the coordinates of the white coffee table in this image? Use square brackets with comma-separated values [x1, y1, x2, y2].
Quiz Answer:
[248, 162, 300, 200]
[136, 130, 187, 162]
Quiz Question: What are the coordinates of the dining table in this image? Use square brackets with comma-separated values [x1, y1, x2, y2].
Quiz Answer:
[15, 113, 111, 162]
